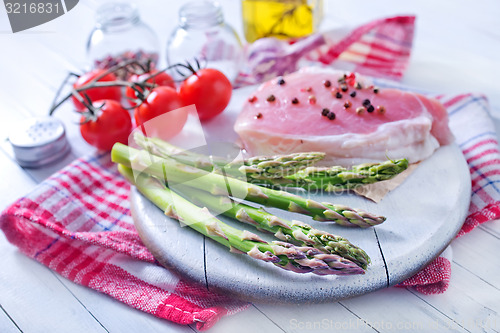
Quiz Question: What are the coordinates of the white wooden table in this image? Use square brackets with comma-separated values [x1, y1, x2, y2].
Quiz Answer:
[1, 1, 499, 332]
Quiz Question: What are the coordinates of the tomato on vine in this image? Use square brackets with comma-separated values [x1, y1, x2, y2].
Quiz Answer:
[126, 70, 176, 107]
[71, 69, 122, 111]
[134, 86, 187, 140]
[79, 99, 132, 151]
[179, 68, 232, 121]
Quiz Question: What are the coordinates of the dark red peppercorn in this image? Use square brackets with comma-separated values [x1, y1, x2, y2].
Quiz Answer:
[291, 98, 299, 104]
[344, 100, 352, 109]
[367, 105, 375, 113]
[277, 78, 286, 85]
[350, 91, 357, 98]
[327, 112, 336, 120]
[341, 85, 348, 92]
[255, 113, 263, 119]
[362, 99, 371, 107]
[321, 108, 330, 116]
[323, 80, 332, 88]
[335, 92, 343, 99]
[267, 95, 276, 102]
[376, 105, 386, 114]
[248, 96, 257, 103]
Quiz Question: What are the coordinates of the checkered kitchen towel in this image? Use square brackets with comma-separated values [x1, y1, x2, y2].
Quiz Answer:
[2, 15, 499, 330]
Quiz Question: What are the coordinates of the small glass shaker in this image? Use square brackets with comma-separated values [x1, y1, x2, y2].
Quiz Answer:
[87, 2, 160, 79]
[166, 1, 243, 83]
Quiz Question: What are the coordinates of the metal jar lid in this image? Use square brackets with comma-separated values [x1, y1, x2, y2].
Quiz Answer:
[8, 116, 71, 168]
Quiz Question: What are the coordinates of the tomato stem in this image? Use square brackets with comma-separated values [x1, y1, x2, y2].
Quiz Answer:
[89, 59, 147, 85]
[48, 58, 203, 117]
[48, 81, 136, 116]
[49, 72, 80, 111]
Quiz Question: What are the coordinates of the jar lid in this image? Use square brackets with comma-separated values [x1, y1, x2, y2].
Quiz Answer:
[8, 117, 71, 168]
[95, 2, 140, 29]
[179, 1, 224, 29]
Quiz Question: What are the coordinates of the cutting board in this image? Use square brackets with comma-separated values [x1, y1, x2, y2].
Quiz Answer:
[129, 86, 471, 303]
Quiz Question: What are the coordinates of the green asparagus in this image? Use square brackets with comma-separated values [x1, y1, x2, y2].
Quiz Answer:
[134, 132, 325, 179]
[179, 186, 370, 269]
[134, 132, 408, 190]
[253, 159, 409, 191]
[111, 143, 386, 227]
[118, 164, 365, 275]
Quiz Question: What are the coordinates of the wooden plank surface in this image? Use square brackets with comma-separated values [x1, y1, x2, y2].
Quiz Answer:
[53, 275, 196, 333]
[0, 234, 108, 333]
[0, 305, 21, 333]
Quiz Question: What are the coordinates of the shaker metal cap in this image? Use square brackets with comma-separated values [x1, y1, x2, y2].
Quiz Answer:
[8, 116, 71, 168]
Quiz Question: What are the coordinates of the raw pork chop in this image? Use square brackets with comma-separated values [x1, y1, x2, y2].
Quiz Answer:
[234, 67, 453, 166]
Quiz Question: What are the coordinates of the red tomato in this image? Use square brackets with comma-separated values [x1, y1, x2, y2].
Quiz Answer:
[72, 70, 121, 111]
[126, 71, 176, 107]
[80, 100, 132, 151]
[134, 86, 187, 140]
[179, 68, 232, 121]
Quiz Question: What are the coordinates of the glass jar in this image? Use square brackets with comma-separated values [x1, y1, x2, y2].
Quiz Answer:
[87, 2, 160, 78]
[166, 1, 243, 83]
[241, 0, 324, 42]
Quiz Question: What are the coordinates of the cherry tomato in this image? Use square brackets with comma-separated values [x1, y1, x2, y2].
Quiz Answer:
[134, 86, 187, 140]
[80, 100, 132, 151]
[126, 71, 176, 107]
[179, 68, 232, 121]
[72, 70, 122, 111]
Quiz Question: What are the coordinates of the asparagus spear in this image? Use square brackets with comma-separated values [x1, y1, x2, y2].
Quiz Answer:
[134, 132, 325, 179]
[134, 132, 407, 190]
[118, 164, 365, 275]
[179, 186, 370, 269]
[251, 159, 409, 191]
[111, 143, 385, 227]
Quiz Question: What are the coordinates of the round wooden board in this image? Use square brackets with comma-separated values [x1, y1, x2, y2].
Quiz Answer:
[130, 144, 470, 303]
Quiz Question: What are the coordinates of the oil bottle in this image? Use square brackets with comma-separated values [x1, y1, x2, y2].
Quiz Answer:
[241, 0, 323, 42]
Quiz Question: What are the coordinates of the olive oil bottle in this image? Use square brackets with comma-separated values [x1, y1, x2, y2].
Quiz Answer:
[241, 0, 323, 42]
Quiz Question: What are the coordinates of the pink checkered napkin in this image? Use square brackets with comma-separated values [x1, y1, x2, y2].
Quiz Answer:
[1, 15, 499, 331]
[235, 16, 415, 87]
[397, 92, 500, 294]
[0, 155, 248, 330]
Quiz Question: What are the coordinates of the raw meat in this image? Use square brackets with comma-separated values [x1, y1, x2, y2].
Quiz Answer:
[234, 67, 453, 166]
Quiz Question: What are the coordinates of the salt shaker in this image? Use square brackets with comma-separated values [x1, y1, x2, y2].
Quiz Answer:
[8, 117, 70, 168]
[166, 1, 243, 83]
[87, 2, 160, 77]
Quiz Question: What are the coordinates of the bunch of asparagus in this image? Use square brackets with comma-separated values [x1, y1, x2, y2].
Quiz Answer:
[112, 136, 408, 276]
[119, 165, 365, 275]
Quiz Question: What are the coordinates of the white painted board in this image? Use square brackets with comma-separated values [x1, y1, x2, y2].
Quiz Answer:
[129, 82, 470, 303]
[130, 143, 470, 303]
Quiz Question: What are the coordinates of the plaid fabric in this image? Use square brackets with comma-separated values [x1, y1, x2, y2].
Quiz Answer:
[0, 155, 248, 331]
[1, 15, 499, 330]
[312, 16, 415, 80]
[235, 16, 415, 87]
[439, 93, 500, 237]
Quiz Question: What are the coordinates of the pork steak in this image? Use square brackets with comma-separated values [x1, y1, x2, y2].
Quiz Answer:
[234, 67, 453, 166]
